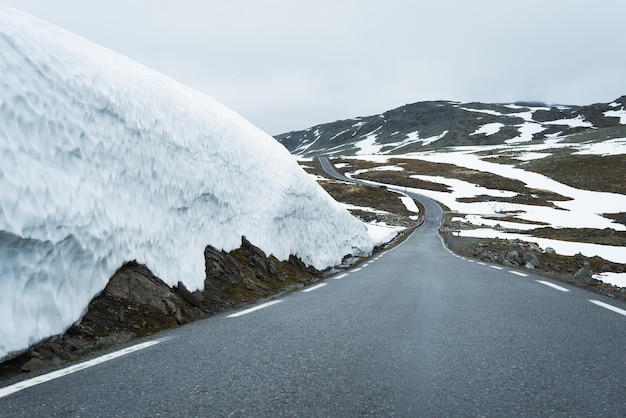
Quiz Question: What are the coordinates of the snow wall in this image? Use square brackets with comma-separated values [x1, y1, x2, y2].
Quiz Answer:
[0, 6, 374, 360]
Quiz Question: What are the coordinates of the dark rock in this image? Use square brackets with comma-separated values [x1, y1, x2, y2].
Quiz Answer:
[95, 333, 135, 350]
[575, 266, 594, 279]
[506, 250, 522, 265]
[174, 281, 203, 308]
[574, 252, 586, 267]
[21, 357, 46, 373]
[205, 245, 241, 285]
[267, 261, 279, 279]
[2, 237, 322, 379]
[523, 251, 540, 268]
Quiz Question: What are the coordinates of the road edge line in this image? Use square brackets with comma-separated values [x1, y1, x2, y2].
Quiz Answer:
[0, 339, 162, 399]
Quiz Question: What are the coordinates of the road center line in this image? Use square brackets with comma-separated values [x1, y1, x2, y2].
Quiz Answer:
[589, 300, 626, 316]
[536, 280, 570, 292]
[509, 271, 528, 277]
[489, 265, 503, 270]
[352, 267, 362, 272]
[334, 273, 348, 280]
[0, 339, 163, 399]
[227, 300, 282, 318]
[302, 283, 327, 293]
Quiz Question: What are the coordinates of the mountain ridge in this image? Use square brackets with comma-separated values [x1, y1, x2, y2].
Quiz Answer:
[275, 96, 626, 157]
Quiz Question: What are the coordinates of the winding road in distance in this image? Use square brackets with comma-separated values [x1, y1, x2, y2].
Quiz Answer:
[1, 158, 625, 417]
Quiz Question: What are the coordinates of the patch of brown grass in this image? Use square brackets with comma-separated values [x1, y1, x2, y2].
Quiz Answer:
[522, 153, 626, 195]
[337, 157, 571, 206]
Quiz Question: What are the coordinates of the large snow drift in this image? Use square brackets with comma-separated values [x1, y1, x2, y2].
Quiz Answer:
[0, 6, 374, 360]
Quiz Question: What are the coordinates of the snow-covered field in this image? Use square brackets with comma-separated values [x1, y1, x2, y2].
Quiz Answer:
[338, 140, 626, 288]
[0, 6, 375, 360]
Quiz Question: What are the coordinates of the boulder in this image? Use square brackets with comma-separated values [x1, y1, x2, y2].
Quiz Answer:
[21, 357, 46, 373]
[575, 266, 594, 279]
[523, 251, 540, 268]
[506, 250, 522, 265]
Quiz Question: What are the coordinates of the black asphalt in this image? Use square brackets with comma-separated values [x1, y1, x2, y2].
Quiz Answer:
[1, 159, 625, 417]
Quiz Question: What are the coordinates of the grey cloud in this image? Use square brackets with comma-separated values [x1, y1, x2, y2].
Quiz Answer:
[3, 0, 626, 134]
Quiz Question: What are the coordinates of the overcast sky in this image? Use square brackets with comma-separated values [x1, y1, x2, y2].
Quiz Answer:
[4, 1, 626, 134]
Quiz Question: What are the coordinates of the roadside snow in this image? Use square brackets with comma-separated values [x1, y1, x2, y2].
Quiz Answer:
[593, 272, 626, 288]
[366, 223, 405, 245]
[0, 6, 374, 360]
[399, 196, 420, 213]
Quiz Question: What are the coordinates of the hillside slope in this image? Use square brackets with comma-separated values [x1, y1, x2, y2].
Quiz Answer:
[276, 98, 626, 157]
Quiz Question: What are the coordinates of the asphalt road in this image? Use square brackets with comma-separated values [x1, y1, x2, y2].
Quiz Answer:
[1, 161, 625, 417]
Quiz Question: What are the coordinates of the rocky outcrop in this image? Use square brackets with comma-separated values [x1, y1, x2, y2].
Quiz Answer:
[443, 235, 626, 301]
[1, 236, 325, 380]
[472, 240, 543, 269]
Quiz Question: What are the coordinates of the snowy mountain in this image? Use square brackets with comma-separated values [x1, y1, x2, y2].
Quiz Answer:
[0, 6, 374, 360]
[275, 98, 626, 157]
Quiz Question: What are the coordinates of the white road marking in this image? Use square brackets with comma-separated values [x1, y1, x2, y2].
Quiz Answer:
[490, 265, 503, 270]
[352, 267, 362, 272]
[509, 271, 528, 277]
[227, 300, 282, 318]
[0, 339, 163, 399]
[477, 262, 487, 266]
[536, 280, 570, 292]
[302, 283, 327, 293]
[334, 273, 348, 280]
[589, 300, 626, 316]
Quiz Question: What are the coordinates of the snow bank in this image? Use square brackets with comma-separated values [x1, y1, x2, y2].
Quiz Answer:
[0, 6, 373, 360]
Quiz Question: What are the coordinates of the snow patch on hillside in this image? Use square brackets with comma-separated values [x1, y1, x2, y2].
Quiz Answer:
[543, 115, 593, 128]
[471, 123, 504, 136]
[604, 108, 626, 124]
[506, 123, 545, 144]
[356, 134, 383, 155]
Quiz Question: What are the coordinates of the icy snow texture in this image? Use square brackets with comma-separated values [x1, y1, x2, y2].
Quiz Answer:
[0, 6, 373, 360]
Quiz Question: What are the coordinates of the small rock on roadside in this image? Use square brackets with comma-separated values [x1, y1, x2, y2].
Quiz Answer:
[575, 266, 594, 279]
[21, 357, 47, 373]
